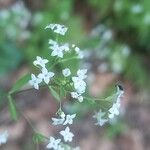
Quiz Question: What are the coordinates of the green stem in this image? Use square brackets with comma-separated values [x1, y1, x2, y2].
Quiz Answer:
[50, 56, 79, 69]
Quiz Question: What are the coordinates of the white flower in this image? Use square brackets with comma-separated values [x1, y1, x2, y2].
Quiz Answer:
[63, 114, 76, 125]
[38, 68, 54, 84]
[60, 127, 74, 142]
[71, 69, 87, 94]
[93, 110, 108, 126]
[72, 44, 75, 48]
[74, 47, 84, 58]
[71, 92, 83, 102]
[49, 39, 58, 45]
[33, 56, 48, 68]
[51, 45, 64, 58]
[71, 92, 79, 99]
[46, 137, 61, 149]
[45, 24, 68, 35]
[108, 103, 120, 119]
[29, 74, 42, 90]
[49, 40, 69, 58]
[0, 130, 8, 146]
[75, 47, 80, 53]
[72, 77, 86, 94]
[116, 85, 124, 104]
[77, 51, 84, 59]
[61, 43, 70, 52]
[62, 68, 71, 77]
[52, 117, 65, 126]
[77, 69, 87, 79]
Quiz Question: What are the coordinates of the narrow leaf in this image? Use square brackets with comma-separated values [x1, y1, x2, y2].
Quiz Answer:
[8, 95, 18, 120]
[9, 73, 30, 94]
[33, 133, 47, 144]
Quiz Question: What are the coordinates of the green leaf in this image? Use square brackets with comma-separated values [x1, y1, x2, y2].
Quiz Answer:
[48, 86, 60, 102]
[33, 133, 47, 144]
[9, 73, 30, 94]
[8, 95, 18, 120]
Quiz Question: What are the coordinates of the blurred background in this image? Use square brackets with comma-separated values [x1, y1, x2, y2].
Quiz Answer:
[0, 0, 150, 149]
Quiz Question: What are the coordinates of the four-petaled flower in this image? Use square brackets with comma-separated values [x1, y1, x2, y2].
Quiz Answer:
[93, 110, 108, 126]
[52, 117, 65, 126]
[63, 114, 76, 125]
[33, 56, 48, 68]
[77, 69, 87, 79]
[71, 92, 83, 102]
[72, 77, 86, 94]
[45, 24, 68, 35]
[49, 39, 69, 58]
[60, 127, 74, 142]
[46, 137, 61, 149]
[0, 130, 8, 146]
[29, 74, 42, 90]
[62, 68, 71, 77]
[38, 68, 54, 84]
[108, 103, 120, 119]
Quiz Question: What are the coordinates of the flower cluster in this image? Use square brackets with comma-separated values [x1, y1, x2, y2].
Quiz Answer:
[71, 69, 87, 102]
[29, 56, 54, 90]
[27, 23, 125, 150]
[46, 111, 77, 150]
[29, 23, 84, 149]
[0, 130, 8, 146]
[93, 85, 124, 126]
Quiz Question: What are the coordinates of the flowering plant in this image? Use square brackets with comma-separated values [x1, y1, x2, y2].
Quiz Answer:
[2, 23, 124, 149]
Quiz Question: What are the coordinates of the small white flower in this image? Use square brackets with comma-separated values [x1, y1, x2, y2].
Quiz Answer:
[52, 117, 65, 126]
[116, 85, 124, 103]
[74, 47, 84, 58]
[72, 77, 86, 94]
[60, 127, 74, 142]
[29, 74, 42, 90]
[49, 39, 58, 45]
[33, 56, 48, 68]
[0, 130, 8, 146]
[45, 24, 68, 35]
[61, 43, 69, 52]
[108, 103, 120, 119]
[77, 95, 83, 102]
[46, 137, 61, 149]
[71, 92, 83, 102]
[77, 69, 87, 79]
[49, 39, 69, 58]
[62, 68, 71, 77]
[63, 114, 76, 125]
[38, 68, 54, 84]
[93, 110, 108, 126]
[77, 51, 84, 59]
[71, 92, 79, 99]
[51, 45, 64, 58]
[72, 44, 75, 48]
[75, 47, 80, 53]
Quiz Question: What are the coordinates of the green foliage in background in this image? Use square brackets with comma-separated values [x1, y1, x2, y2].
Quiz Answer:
[85, 0, 150, 88]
